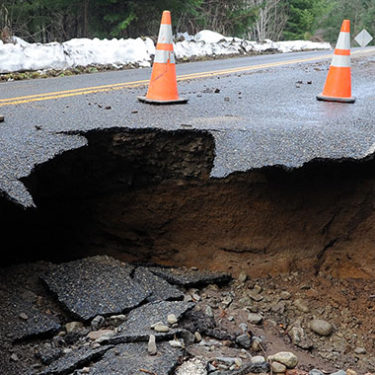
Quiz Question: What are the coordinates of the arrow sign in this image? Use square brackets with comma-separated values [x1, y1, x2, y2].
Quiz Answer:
[355, 29, 373, 47]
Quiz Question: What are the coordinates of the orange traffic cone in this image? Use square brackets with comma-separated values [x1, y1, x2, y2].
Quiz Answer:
[317, 20, 355, 103]
[138, 11, 187, 105]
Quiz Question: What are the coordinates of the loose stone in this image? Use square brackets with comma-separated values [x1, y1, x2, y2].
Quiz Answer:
[65, 321, 84, 333]
[87, 329, 114, 341]
[330, 371, 346, 375]
[238, 271, 247, 282]
[354, 347, 366, 354]
[148, 335, 157, 355]
[294, 299, 310, 313]
[19, 312, 28, 320]
[310, 319, 333, 336]
[153, 323, 170, 333]
[251, 355, 266, 364]
[247, 313, 263, 324]
[236, 333, 251, 349]
[271, 361, 287, 373]
[309, 369, 324, 375]
[169, 339, 184, 348]
[268, 352, 298, 368]
[205, 306, 214, 317]
[195, 331, 202, 342]
[91, 315, 105, 330]
[10, 353, 19, 361]
[167, 314, 178, 325]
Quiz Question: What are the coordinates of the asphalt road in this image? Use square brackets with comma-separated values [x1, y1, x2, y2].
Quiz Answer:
[1, 48, 375, 207]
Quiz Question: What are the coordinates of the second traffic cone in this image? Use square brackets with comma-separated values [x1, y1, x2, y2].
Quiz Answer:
[317, 20, 355, 103]
[138, 11, 187, 105]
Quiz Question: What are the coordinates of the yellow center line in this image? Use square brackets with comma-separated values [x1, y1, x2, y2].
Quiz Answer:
[1, 48, 374, 107]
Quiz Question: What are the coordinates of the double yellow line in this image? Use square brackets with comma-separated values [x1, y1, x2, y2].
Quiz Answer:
[0, 49, 373, 107]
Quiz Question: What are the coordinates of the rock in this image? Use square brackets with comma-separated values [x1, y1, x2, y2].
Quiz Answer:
[195, 331, 202, 342]
[19, 313, 28, 320]
[153, 323, 170, 333]
[87, 329, 115, 341]
[148, 335, 157, 355]
[310, 319, 333, 336]
[176, 358, 207, 375]
[271, 361, 287, 373]
[205, 306, 214, 317]
[280, 291, 291, 300]
[10, 354, 19, 362]
[236, 333, 251, 349]
[251, 336, 263, 352]
[65, 321, 83, 333]
[294, 299, 309, 313]
[251, 356, 266, 364]
[346, 370, 357, 375]
[107, 314, 127, 326]
[35, 347, 62, 365]
[354, 347, 366, 354]
[169, 339, 184, 348]
[238, 272, 247, 282]
[239, 323, 248, 333]
[167, 314, 178, 325]
[247, 313, 263, 324]
[91, 315, 105, 330]
[309, 370, 324, 375]
[268, 352, 298, 369]
[330, 371, 346, 375]
[289, 321, 313, 350]
[248, 292, 263, 302]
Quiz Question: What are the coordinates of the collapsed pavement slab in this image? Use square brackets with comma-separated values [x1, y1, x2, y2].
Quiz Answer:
[38, 345, 112, 375]
[147, 266, 232, 287]
[89, 342, 183, 375]
[133, 267, 184, 302]
[41, 256, 149, 320]
[0, 262, 62, 342]
[106, 301, 194, 344]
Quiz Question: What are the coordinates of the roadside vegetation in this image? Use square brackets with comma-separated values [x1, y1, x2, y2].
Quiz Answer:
[1, 0, 374, 44]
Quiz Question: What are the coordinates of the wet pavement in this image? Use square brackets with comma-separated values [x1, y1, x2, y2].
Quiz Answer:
[1, 50, 375, 207]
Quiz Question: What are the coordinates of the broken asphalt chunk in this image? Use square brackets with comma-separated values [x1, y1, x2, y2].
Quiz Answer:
[133, 267, 184, 302]
[41, 256, 149, 320]
[105, 301, 194, 344]
[89, 342, 183, 375]
[38, 345, 112, 375]
[147, 266, 232, 287]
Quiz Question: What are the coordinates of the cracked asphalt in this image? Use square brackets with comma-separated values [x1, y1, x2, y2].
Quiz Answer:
[1, 48, 375, 207]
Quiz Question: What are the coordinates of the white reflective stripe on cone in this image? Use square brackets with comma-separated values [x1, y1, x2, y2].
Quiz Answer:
[335, 32, 350, 49]
[157, 24, 173, 44]
[331, 54, 351, 68]
[154, 50, 176, 64]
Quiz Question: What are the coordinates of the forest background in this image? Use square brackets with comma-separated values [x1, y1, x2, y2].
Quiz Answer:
[0, 0, 374, 44]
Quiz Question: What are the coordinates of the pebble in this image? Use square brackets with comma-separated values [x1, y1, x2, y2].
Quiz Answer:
[309, 370, 324, 375]
[19, 313, 28, 320]
[280, 291, 291, 300]
[294, 299, 309, 313]
[268, 352, 298, 368]
[169, 339, 184, 348]
[205, 306, 214, 317]
[91, 315, 105, 330]
[236, 333, 251, 349]
[176, 358, 207, 375]
[107, 314, 127, 326]
[251, 355, 266, 364]
[310, 319, 333, 336]
[65, 321, 83, 333]
[346, 370, 357, 375]
[194, 331, 202, 342]
[192, 293, 201, 301]
[251, 336, 263, 352]
[354, 347, 366, 354]
[248, 292, 263, 302]
[10, 353, 19, 362]
[167, 314, 178, 325]
[153, 323, 170, 333]
[271, 361, 287, 373]
[330, 371, 346, 375]
[81, 368, 90, 374]
[238, 271, 247, 282]
[148, 335, 157, 355]
[239, 323, 248, 333]
[247, 313, 263, 324]
[87, 329, 114, 341]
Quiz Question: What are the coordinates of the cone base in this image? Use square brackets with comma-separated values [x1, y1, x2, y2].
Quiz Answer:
[138, 96, 188, 105]
[317, 94, 355, 103]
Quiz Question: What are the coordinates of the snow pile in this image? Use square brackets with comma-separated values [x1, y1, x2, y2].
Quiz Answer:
[0, 36, 155, 73]
[174, 30, 331, 59]
[0, 30, 331, 74]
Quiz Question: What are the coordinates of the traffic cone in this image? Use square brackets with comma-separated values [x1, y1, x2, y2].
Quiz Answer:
[138, 11, 187, 105]
[317, 20, 355, 103]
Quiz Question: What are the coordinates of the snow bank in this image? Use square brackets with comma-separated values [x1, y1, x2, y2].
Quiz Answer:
[0, 30, 331, 74]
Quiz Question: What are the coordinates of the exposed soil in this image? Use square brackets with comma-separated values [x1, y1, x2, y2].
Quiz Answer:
[1, 128, 375, 373]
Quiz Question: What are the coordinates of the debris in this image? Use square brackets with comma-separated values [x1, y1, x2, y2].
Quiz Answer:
[87, 329, 114, 341]
[148, 335, 157, 355]
[310, 319, 333, 337]
[41, 256, 148, 320]
[167, 314, 178, 325]
[18, 313, 28, 320]
[133, 267, 184, 302]
[91, 315, 105, 331]
[65, 322, 83, 333]
[0, 115, 4, 122]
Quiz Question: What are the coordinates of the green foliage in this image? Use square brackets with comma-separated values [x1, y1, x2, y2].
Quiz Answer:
[283, 0, 332, 40]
